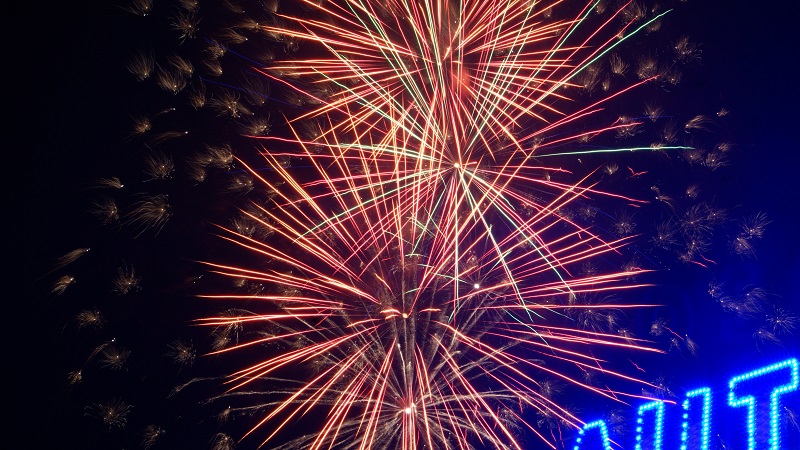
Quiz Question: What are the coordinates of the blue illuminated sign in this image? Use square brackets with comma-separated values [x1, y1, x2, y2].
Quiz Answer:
[573, 357, 799, 450]
[681, 387, 711, 450]
[636, 400, 665, 450]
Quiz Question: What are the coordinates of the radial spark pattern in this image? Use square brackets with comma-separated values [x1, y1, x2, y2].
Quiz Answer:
[42, 0, 797, 449]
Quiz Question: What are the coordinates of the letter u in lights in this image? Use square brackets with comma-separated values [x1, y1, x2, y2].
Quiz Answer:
[681, 387, 712, 450]
[572, 420, 612, 450]
[635, 400, 665, 450]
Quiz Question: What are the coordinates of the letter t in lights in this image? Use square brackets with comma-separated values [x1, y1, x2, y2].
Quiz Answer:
[728, 358, 799, 450]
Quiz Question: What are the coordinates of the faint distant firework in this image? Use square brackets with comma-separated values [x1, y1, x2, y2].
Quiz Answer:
[46, 0, 794, 449]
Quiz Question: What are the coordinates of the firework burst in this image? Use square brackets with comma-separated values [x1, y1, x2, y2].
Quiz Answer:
[194, 149, 666, 448]
[41, 0, 796, 449]
[251, 0, 691, 254]
[174, 3, 707, 448]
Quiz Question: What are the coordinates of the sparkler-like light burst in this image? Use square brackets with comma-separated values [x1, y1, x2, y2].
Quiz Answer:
[40, 0, 800, 448]
[255, 0, 686, 244]
[194, 1, 686, 448]
[198, 156, 660, 449]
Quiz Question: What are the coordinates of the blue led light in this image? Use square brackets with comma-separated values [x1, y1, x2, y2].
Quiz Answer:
[573, 420, 611, 450]
[681, 387, 711, 450]
[728, 358, 799, 450]
[572, 356, 798, 450]
[634, 400, 664, 450]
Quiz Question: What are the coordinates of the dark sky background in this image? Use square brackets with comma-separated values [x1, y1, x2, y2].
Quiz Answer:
[17, 0, 800, 449]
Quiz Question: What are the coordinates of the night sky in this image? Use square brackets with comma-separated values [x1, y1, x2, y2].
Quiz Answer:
[18, 0, 800, 449]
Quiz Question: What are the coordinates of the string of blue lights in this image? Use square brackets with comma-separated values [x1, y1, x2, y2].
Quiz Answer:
[573, 357, 798, 450]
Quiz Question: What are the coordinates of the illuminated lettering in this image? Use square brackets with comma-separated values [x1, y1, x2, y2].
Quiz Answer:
[573, 357, 798, 450]
[681, 387, 711, 450]
[573, 420, 611, 450]
[728, 358, 799, 450]
[635, 400, 664, 450]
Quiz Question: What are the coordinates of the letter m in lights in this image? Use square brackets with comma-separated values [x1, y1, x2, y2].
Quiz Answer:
[728, 358, 799, 450]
